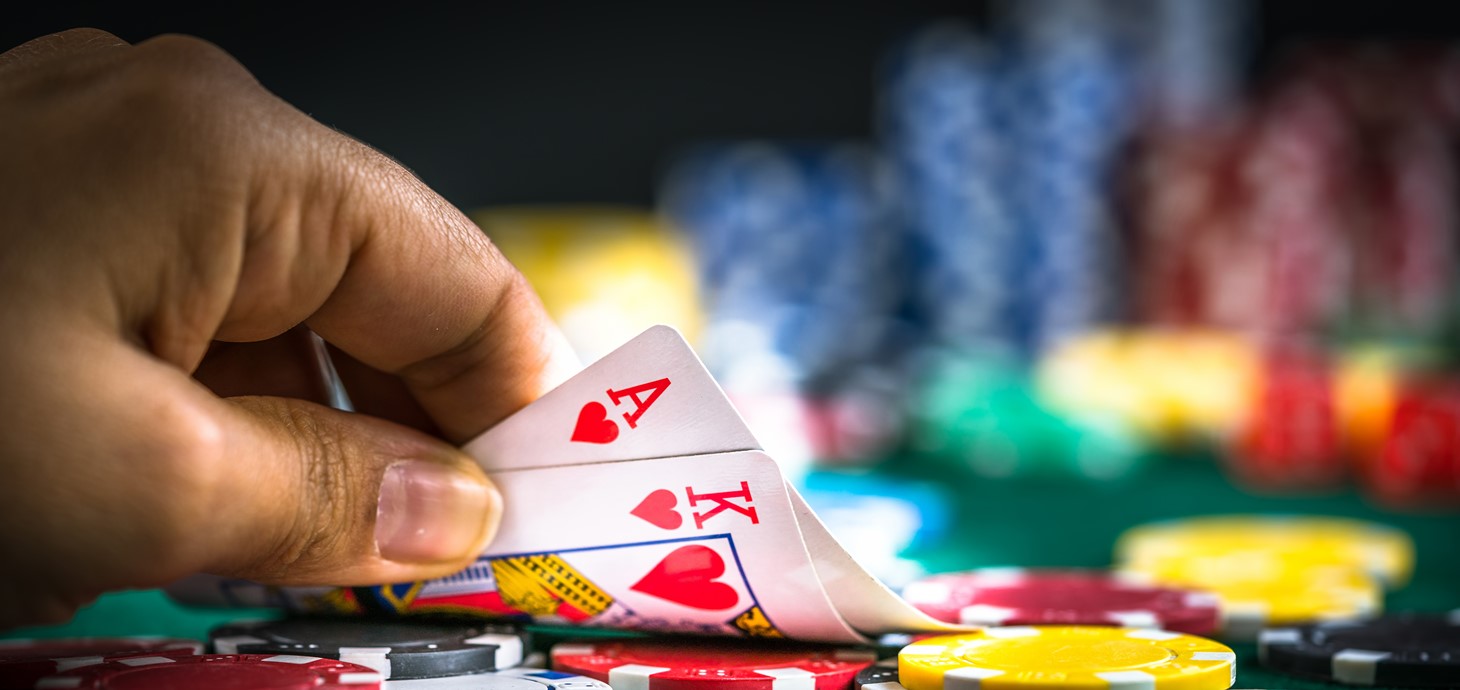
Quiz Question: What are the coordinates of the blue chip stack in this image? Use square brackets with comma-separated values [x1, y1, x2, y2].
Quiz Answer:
[997, 0, 1143, 355]
[881, 23, 1025, 359]
[660, 142, 903, 391]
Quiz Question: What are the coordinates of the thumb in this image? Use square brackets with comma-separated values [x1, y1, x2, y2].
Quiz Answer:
[206, 395, 500, 585]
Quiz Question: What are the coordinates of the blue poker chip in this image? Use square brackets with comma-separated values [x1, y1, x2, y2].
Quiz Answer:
[492, 667, 613, 690]
[381, 673, 543, 689]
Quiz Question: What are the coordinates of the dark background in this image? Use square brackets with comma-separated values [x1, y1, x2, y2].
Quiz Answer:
[5, 2, 1459, 209]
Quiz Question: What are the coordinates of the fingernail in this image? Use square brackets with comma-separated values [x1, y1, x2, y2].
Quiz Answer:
[376, 461, 494, 563]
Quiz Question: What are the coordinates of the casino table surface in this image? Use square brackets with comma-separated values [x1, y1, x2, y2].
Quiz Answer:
[6, 452, 1457, 690]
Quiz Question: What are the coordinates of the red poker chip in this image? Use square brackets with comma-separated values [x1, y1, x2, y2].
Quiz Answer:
[550, 638, 876, 690]
[31, 653, 382, 689]
[1228, 347, 1345, 491]
[901, 567, 1221, 635]
[0, 637, 203, 689]
[1367, 378, 1460, 508]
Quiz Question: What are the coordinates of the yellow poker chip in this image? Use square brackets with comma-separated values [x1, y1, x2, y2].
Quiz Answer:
[1036, 328, 1258, 445]
[898, 627, 1235, 690]
[1121, 557, 1382, 640]
[1114, 515, 1414, 587]
[470, 206, 703, 362]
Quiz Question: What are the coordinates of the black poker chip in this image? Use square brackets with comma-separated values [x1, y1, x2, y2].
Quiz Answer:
[1258, 611, 1460, 687]
[855, 658, 903, 690]
[209, 617, 527, 680]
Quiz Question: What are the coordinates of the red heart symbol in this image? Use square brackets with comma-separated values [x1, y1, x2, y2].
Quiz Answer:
[571, 402, 619, 444]
[630, 545, 739, 610]
[630, 489, 682, 530]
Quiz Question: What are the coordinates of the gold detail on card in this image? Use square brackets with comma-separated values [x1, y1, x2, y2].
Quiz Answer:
[731, 605, 784, 637]
[492, 554, 614, 617]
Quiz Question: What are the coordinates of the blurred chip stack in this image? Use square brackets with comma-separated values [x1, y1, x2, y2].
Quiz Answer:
[1116, 514, 1413, 639]
[472, 207, 702, 364]
[998, 0, 1142, 355]
[1226, 342, 1347, 492]
[1368, 376, 1460, 509]
[1037, 329, 1260, 448]
[1131, 43, 1460, 344]
[880, 22, 1022, 358]
[660, 143, 907, 471]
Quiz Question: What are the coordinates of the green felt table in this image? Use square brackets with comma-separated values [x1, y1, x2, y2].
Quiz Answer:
[5, 452, 1457, 690]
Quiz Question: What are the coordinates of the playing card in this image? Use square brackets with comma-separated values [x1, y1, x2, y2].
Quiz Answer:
[167, 325, 968, 642]
[412, 451, 864, 642]
[464, 325, 760, 471]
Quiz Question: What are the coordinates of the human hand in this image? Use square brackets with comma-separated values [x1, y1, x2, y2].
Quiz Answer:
[0, 29, 577, 627]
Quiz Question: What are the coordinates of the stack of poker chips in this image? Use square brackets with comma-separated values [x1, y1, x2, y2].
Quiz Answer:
[880, 22, 1023, 357]
[1036, 328, 1460, 507]
[1129, 44, 1460, 343]
[901, 567, 1223, 635]
[1113, 514, 1414, 640]
[471, 207, 704, 365]
[1257, 613, 1460, 687]
[659, 142, 911, 470]
[880, 0, 1248, 484]
[898, 514, 1416, 645]
[906, 346, 1147, 483]
[882, 0, 1241, 362]
[887, 515, 1454, 688]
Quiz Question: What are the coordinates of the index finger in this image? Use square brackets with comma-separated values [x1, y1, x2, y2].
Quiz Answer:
[112, 34, 582, 441]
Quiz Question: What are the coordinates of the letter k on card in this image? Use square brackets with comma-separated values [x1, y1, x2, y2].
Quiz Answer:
[464, 326, 762, 472]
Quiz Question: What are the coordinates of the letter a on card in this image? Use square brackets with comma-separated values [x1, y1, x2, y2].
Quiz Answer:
[464, 326, 761, 471]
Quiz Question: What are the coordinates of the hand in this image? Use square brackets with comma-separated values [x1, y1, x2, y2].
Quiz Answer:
[0, 29, 578, 627]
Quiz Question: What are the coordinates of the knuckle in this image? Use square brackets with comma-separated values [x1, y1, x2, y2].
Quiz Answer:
[132, 34, 246, 81]
[256, 400, 361, 577]
[111, 35, 261, 138]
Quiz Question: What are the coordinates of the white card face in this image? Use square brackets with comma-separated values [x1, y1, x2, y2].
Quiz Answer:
[463, 451, 864, 642]
[464, 325, 761, 471]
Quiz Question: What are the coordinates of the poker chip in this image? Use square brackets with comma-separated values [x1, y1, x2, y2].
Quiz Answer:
[493, 667, 614, 690]
[550, 638, 877, 690]
[872, 634, 936, 663]
[381, 668, 612, 690]
[0, 637, 202, 689]
[211, 617, 526, 680]
[382, 675, 545, 690]
[1182, 565, 1381, 641]
[901, 568, 1221, 635]
[32, 653, 383, 689]
[1117, 522, 1385, 640]
[1227, 348, 1347, 491]
[1115, 515, 1414, 587]
[897, 627, 1236, 690]
[853, 658, 900, 690]
[1258, 612, 1460, 687]
[1366, 379, 1460, 508]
